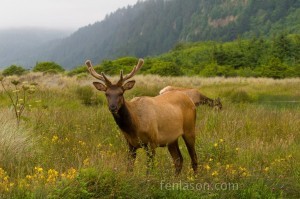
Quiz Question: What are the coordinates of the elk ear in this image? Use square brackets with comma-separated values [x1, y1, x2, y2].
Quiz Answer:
[93, 82, 107, 91]
[122, 80, 135, 91]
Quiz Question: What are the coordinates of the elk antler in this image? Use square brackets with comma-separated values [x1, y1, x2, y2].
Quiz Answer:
[85, 60, 112, 85]
[117, 59, 144, 85]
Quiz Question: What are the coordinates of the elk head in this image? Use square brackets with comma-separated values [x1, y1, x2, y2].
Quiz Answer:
[213, 97, 222, 110]
[85, 59, 144, 113]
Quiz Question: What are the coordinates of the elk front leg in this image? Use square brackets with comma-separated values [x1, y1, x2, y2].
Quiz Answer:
[127, 143, 137, 172]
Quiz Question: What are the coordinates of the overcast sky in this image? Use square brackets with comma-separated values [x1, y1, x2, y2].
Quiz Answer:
[0, 0, 140, 30]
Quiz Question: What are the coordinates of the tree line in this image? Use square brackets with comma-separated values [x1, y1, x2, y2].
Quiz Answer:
[2, 33, 299, 79]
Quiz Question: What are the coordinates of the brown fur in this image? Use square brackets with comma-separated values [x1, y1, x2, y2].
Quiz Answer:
[86, 60, 198, 175]
[159, 86, 222, 110]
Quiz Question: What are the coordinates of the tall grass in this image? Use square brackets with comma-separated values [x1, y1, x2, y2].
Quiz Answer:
[0, 74, 299, 198]
[0, 109, 37, 177]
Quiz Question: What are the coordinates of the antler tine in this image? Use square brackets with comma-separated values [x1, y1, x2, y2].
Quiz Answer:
[85, 60, 112, 85]
[100, 72, 112, 85]
[117, 59, 144, 85]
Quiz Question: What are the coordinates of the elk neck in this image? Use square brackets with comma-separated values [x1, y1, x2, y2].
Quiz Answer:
[112, 100, 137, 135]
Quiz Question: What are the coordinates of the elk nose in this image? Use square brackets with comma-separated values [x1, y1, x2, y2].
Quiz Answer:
[109, 105, 118, 112]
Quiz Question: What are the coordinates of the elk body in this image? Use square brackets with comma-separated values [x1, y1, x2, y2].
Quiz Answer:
[86, 59, 198, 175]
[159, 86, 222, 110]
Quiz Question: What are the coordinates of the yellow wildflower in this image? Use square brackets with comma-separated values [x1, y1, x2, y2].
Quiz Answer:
[52, 135, 59, 142]
[26, 175, 32, 180]
[83, 158, 90, 166]
[46, 169, 59, 184]
[204, 164, 211, 170]
[211, 171, 219, 176]
[78, 140, 86, 147]
[225, 164, 230, 170]
[61, 168, 77, 180]
[34, 167, 43, 172]
[264, 167, 270, 172]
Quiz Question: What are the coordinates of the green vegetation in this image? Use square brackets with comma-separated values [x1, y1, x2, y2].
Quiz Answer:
[2, 65, 27, 76]
[2, 33, 299, 78]
[0, 74, 299, 198]
[0, 77, 37, 126]
[33, 62, 65, 73]
[75, 86, 105, 106]
[30, 0, 300, 68]
[65, 33, 300, 78]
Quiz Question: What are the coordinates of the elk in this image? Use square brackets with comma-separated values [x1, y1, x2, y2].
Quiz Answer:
[159, 86, 222, 110]
[86, 59, 197, 175]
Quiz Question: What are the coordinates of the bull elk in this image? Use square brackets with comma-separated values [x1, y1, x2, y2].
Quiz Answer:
[86, 59, 198, 175]
[159, 86, 222, 110]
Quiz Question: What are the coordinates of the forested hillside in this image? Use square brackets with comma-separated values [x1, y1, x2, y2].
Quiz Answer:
[1, 0, 300, 69]
[37, 0, 300, 68]
[66, 33, 300, 78]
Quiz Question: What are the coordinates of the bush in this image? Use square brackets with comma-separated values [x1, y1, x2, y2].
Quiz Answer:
[75, 86, 105, 106]
[229, 90, 254, 103]
[67, 66, 87, 76]
[101, 57, 138, 75]
[2, 65, 27, 76]
[146, 61, 183, 76]
[33, 62, 65, 73]
[237, 67, 260, 77]
[260, 57, 290, 79]
[199, 63, 219, 77]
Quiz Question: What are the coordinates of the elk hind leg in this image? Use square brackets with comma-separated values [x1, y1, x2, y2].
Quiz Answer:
[167, 140, 183, 175]
[182, 135, 198, 173]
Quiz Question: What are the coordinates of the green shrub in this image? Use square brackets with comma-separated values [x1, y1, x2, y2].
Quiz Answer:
[101, 57, 138, 75]
[76, 73, 88, 79]
[42, 69, 59, 75]
[217, 65, 238, 77]
[229, 90, 254, 103]
[237, 67, 260, 77]
[146, 61, 183, 76]
[75, 86, 105, 106]
[260, 57, 291, 79]
[113, 57, 138, 67]
[199, 63, 219, 77]
[67, 66, 87, 76]
[33, 62, 65, 73]
[2, 65, 27, 76]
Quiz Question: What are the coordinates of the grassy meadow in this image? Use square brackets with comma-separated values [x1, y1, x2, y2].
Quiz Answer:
[0, 73, 300, 198]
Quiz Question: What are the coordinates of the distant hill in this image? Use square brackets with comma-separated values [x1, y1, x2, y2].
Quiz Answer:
[0, 28, 70, 69]
[1, 0, 300, 69]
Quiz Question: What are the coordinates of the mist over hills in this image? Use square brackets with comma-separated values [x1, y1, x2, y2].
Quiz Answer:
[0, 28, 71, 68]
[1, 0, 300, 69]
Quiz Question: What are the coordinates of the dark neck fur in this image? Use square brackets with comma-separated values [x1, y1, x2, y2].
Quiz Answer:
[112, 101, 136, 135]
